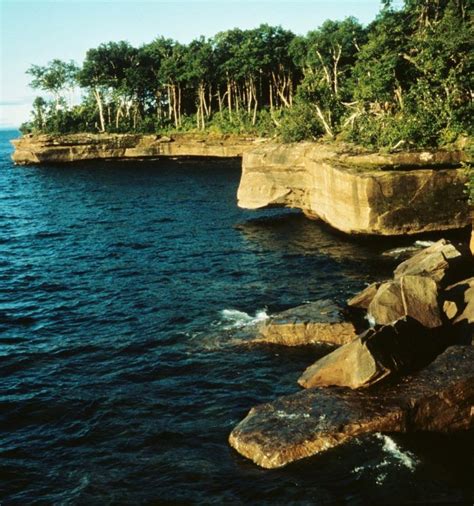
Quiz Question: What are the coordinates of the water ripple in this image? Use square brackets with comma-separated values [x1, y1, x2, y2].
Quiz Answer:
[1, 131, 472, 504]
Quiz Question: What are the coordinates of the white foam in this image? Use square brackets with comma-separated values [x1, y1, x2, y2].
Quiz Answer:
[352, 434, 418, 483]
[382, 246, 419, 258]
[414, 240, 435, 248]
[220, 308, 269, 329]
[365, 312, 376, 328]
[376, 433, 418, 470]
[383, 239, 435, 258]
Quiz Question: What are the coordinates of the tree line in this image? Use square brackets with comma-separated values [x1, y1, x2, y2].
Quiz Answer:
[23, 0, 472, 149]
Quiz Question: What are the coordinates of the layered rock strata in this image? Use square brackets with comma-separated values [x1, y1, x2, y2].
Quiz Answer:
[11, 133, 258, 165]
[229, 346, 474, 469]
[12, 135, 470, 236]
[238, 142, 470, 235]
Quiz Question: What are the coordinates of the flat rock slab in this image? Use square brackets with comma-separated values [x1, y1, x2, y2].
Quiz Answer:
[253, 300, 357, 346]
[229, 346, 474, 469]
[393, 238, 470, 285]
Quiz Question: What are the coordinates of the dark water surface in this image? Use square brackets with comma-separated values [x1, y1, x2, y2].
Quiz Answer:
[0, 130, 472, 504]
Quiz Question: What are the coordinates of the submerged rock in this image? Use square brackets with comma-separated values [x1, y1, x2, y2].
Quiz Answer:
[298, 317, 442, 389]
[229, 346, 474, 469]
[253, 301, 357, 346]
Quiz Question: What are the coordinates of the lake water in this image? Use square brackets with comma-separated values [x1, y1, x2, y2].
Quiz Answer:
[1, 130, 472, 504]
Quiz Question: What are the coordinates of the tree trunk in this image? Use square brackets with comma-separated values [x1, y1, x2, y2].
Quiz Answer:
[93, 88, 105, 132]
[172, 85, 178, 128]
[177, 85, 182, 127]
[217, 90, 224, 113]
[315, 50, 332, 88]
[206, 84, 212, 117]
[234, 82, 240, 113]
[332, 45, 342, 96]
[315, 104, 334, 137]
[167, 85, 173, 120]
[227, 80, 232, 119]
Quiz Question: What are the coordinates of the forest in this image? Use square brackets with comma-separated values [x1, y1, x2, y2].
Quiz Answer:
[22, 0, 472, 149]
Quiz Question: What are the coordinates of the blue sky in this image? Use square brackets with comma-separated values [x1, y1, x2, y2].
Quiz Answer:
[1, 0, 388, 128]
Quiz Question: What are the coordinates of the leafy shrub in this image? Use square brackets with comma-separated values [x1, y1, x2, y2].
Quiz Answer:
[279, 100, 324, 143]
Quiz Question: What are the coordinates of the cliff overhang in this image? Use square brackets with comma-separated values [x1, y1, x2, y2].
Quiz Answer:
[11, 134, 471, 237]
[238, 142, 470, 236]
[10, 133, 258, 164]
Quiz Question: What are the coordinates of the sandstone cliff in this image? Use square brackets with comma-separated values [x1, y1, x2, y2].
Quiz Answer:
[238, 142, 470, 235]
[11, 133, 258, 164]
[11, 134, 470, 236]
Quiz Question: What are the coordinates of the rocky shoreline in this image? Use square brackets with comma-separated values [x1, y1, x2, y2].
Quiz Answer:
[11, 133, 470, 237]
[10, 133, 473, 469]
[230, 239, 474, 468]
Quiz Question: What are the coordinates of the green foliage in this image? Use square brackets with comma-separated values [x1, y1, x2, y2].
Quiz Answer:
[348, 0, 472, 148]
[24, 1, 472, 150]
[279, 100, 324, 142]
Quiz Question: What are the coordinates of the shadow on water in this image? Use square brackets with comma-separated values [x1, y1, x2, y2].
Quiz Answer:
[237, 212, 470, 259]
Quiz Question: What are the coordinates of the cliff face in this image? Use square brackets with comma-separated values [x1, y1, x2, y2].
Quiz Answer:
[10, 133, 257, 164]
[238, 142, 470, 235]
[11, 134, 470, 236]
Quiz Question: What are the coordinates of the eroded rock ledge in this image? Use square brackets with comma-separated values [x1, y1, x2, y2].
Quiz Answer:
[11, 133, 259, 165]
[238, 142, 470, 235]
[229, 346, 474, 469]
[12, 134, 470, 236]
[230, 240, 474, 469]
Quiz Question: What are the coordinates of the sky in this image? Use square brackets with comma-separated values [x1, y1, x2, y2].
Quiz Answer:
[1, 0, 388, 128]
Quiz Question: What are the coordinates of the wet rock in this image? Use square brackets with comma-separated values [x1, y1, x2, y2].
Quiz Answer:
[253, 301, 357, 346]
[298, 317, 442, 389]
[393, 239, 470, 286]
[298, 335, 384, 389]
[368, 275, 442, 328]
[229, 346, 474, 468]
[347, 282, 380, 310]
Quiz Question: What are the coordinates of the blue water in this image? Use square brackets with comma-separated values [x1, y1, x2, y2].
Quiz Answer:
[0, 130, 472, 504]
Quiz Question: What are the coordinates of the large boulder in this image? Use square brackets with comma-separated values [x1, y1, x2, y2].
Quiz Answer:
[368, 275, 442, 328]
[229, 346, 474, 468]
[443, 277, 474, 344]
[367, 281, 405, 325]
[253, 301, 357, 347]
[347, 282, 381, 310]
[298, 317, 443, 389]
[393, 239, 470, 286]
